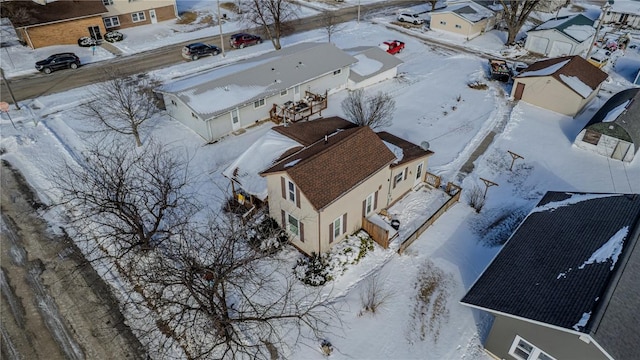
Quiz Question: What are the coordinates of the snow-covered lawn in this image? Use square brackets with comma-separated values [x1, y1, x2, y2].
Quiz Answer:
[1, 1, 639, 359]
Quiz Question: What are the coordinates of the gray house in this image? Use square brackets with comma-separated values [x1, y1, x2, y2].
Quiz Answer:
[575, 87, 640, 162]
[525, 14, 595, 57]
[462, 191, 640, 360]
[155, 42, 357, 142]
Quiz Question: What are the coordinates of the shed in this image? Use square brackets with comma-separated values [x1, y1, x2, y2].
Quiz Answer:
[574, 87, 640, 162]
[524, 14, 596, 57]
[429, 1, 496, 40]
[511, 56, 608, 116]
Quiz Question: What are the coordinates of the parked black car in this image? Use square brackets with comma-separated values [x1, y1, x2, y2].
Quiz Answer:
[229, 33, 262, 49]
[104, 31, 124, 43]
[182, 43, 221, 60]
[35, 53, 81, 74]
[78, 36, 100, 47]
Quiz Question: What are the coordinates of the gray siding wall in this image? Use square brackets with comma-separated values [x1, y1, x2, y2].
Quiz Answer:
[163, 94, 209, 139]
[486, 315, 608, 360]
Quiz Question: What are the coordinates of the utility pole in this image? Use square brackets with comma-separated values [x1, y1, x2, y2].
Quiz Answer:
[585, 2, 611, 60]
[217, 0, 226, 57]
[357, 0, 361, 24]
[0, 68, 21, 110]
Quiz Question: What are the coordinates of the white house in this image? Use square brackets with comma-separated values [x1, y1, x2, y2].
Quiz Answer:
[525, 14, 595, 57]
[345, 46, 404, 89]
[601, 0, 640, 30]
[155, 43, 358, 142]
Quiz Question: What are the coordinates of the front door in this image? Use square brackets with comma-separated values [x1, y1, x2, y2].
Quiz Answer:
[149, 9, 157, 24]
[514, 82, 525, 100]
[88, 26, 102, 40]
[231, 109, 240, 130]
[294, 85, 301, 101]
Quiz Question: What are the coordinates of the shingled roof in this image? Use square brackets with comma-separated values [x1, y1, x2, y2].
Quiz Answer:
[376, 131, 434, 167]
[581, 87, 640, 153]
[462, 192, 640, 359]
[262, 126, 396, 210]
[272, 116, 356, 146]
[517, 56, 608, 98]
[2, 0, 108, 28]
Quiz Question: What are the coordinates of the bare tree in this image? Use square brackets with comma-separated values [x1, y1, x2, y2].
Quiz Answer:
[83, 69, 160, 147]
[498, 0, 541, 45]
[321, 12, 343, 43]
[135, 214, 339, 359]
[427, 0, 439, 12]
[341, 89, 396, 129]
[359, 275, 394, 315]
[239, 0, 299, 50]
[53, 138, 197, 259]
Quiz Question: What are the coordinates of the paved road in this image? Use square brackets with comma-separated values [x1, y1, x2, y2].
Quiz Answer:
[0, 0, 422, 103]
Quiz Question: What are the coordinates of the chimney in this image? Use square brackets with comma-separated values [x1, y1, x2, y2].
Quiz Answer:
[324, 134, 328, 144]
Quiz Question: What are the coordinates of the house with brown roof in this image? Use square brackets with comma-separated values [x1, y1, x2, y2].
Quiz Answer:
[223, 117, 433, 255]
[100, 0, 177, 31]
[511, 56, 608, 117]
[1, 0, 108, 49]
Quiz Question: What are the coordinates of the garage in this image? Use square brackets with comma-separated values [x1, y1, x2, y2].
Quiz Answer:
[548, 41, 572, 57]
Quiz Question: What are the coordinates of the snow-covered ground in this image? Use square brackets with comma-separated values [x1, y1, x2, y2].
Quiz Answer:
[1, 0, 640, 359]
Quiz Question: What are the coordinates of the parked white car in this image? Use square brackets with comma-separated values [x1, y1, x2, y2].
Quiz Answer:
[397, 12, 425, 25]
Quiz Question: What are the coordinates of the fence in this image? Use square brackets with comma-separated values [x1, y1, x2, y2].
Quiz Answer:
[397, 181, 462, 255]
[362, 216, 390, 249]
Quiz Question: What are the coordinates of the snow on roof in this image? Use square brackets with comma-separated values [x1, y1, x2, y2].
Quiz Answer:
[573, 312, 591, 331]
[383, 140, 404, 164]
[559, 74, 593, 98]
[609, 0, 640, 14]
[578, 226, 628, 271]
[222, 130, 302, 200]
[603, 100, 632, 123]
[445, 1, 495, 23]
[531, 193, 620, 214]
[181, 84, 269, 115]
[351, 54, 383, 77]
[535, 16, 575, 31]
[518, 59, 570, 77]
[563, 24, 596, 42]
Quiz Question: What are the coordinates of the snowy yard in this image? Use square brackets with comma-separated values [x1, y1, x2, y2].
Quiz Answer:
[1, 0, 640, 359]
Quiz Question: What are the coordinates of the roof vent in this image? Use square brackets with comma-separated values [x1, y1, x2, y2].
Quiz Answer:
[324, 134, 328, 144]
[420, 141, 430, 151]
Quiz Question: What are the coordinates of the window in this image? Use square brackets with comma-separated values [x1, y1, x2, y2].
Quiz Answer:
[280, 89, 288, 96]
[365, 193, 374, 216]
[509, 336, 556, 360]
[287, 213, 299, 236]
[416, 162, 423, 181]
[287, 180, 296, 204]
[254, 98, 265, 108]
[103, 16, 120, 28]
[231, 109, 239, 124]
[455, 24, 462, 29]
[333, 69, 342, 76]
[102, 0, 113, 5]
[170, 100, 177, 106]
[131, 11, 146, 22]
[583, 129, 601, 145]
[294, 85, 300, 95]
[440, 20, 447, 25]
[191, 112, 198, 119]
[333, 217, 342, 239]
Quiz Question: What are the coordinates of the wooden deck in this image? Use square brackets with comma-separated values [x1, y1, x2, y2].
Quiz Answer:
[269, 90, 328, 124]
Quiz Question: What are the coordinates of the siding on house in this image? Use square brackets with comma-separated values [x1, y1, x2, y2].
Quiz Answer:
[485, 315, 609, 360]
[102, 1, 177, 29]
[511, 76, 599, 116]
[19, 16, 106, 48]
[430, 12, 488, 39]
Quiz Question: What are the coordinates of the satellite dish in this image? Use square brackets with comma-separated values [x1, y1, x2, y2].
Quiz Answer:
[420, 141, 430, 151]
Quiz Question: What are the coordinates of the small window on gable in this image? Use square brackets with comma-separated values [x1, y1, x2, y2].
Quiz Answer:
[440, 20, 447, 25]
[171, 100, 177, 106]
[254, 98, 265, 108]
[509, 336, 556, 360]
[333, 69, 341, 76]
[191, 112, 198, 119]
[455, 24, 462, 29]
[287, 180, 296, 204]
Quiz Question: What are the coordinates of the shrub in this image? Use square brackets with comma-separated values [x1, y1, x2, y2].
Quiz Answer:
[466, 184, 486, 213]
[359, 275, 394, 315]
[294, 253, 333, 286]
[248, 217, 288, 253]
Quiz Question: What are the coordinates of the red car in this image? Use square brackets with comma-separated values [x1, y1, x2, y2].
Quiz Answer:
[380, 40, 405, 55]
[229, 33, 262, 49]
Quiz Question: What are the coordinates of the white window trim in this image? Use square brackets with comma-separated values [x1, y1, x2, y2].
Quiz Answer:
[365, 193, 374, 216]
[287, 213, 299, 237]
[508, 335, 556, 360]
[394, 171, 404, 186]
[102, 0, 114, 5]
[132, 11, 146, 23]
[333, 68, 342, 76]
[254, 98, 265, 109]
[333, 216, 342, 239]
[287, 179, 296, 204]
[104, 16, 120, 28]
[280, 89, 288, 96]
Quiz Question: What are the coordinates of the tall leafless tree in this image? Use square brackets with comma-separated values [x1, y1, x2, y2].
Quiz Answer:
[53, 138, 197, 260]
[134, 214, 339, 359]
[321, 12, 343, 43]
[498, 0, 541, 45]
[341, 89, 396, 129]
[427, 0, 439, 12]
[239, 0, 299, 50]
[83, 69, 160, 147]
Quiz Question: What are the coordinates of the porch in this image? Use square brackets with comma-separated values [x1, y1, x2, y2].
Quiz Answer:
[269, 90, 328, 124]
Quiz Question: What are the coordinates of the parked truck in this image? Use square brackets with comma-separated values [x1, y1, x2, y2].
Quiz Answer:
[488, 59, 512, 82]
